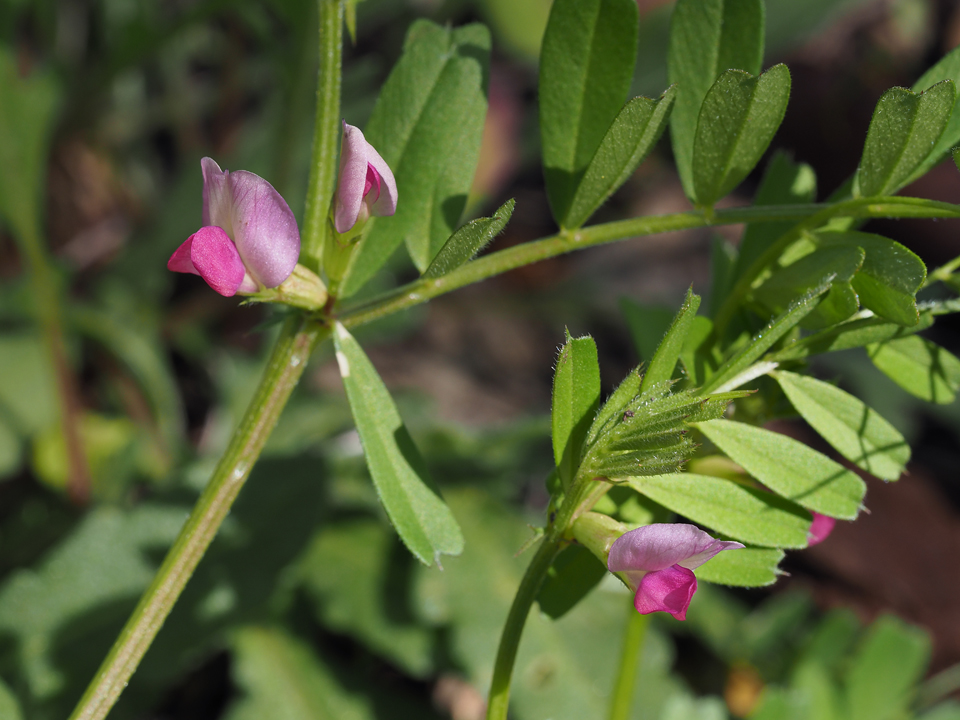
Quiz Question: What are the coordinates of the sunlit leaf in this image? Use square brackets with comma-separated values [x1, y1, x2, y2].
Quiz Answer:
[696, 544, 783, 587]
[867, 335, 960, 404]
[640, 289, 700, 394]
[422, 198, 514, 279]
[552, 333, 601, 489]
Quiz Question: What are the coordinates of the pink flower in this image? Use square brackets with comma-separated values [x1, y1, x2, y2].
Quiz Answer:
[334, 122, 398, 234]
[807, 512, 836, 546]
[167, 158, 300, 297]
[607, 524, 743, 621]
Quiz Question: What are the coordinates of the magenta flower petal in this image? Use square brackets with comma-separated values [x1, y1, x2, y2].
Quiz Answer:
[185, 225, 246, 297]
[334, 122, 397, 233]
[608, 523, 743, 574]
[635, 565, 697, 620]
[168, 236, 198, 275]
[226, 169, 301, 288]
[808, 512, 836, 546]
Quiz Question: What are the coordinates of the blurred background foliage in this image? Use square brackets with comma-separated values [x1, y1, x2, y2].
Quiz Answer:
[2, 0, 960, 718]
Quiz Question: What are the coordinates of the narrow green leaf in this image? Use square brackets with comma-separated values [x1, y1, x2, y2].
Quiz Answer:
[586, 366, 642, 447]
[748, 688, 808, 720]
[540, 0, 639, 225]
[867, 335, 960, 404]
[735, 151, 817, 283]
[702, 284, 828, 393]
[564, 85, 677, 229]
[422, 198, 514, 279]
[341, 21, 490, 294]
[668, 0, 765, 200]
[696, 419, 866, 519]
[816, 231, 927, 326]
[552, 334, 601, 489]
[226, 626, 372, 720]
[910, 47, 960, 183]
[773, 370, 909, 481]
[0, 49, 59, 242]
[333, 323, 464, 565]
[620, 299, 676, 363]
[753, 245, 864, 316]
[791, 662, 842, 720]
[846, 616, 931, 720]
[679, 315, 715, 386]
[693, 65, 792, 208]
[770, 312, 934, 362]
[857, 81, 955, 197]
[641, 289, 701, 394]
[627, 473, 811, 548]
[537, 544, 607, 619]
[696, 544, 783, 587]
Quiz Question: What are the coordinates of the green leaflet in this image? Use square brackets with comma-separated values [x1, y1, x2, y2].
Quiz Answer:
[696, 545, 783, 587]
[226, 626, 372, 720]
[640, 288, 701, 394]
[696, 419, 866, 519]
[769, 312, 935, 362]
[857, 81, 955, 198]
[422, 198, 515, 279]
[816, 231, 927, 327]
[702, 284, 827, 394]
[735, 151, 817, 285]
[620, 299, 676, 363]
[910, 45, 960, 184]
[552, 334, 601, 489]
[540, 0, 638, 225]
[668, 0, 764, 201]
[845, 616, 931, 720]
[753, 245, 864, 321]
[333, 323, 464, 565]
[773, 370, 909, 481]
[340, 21, 490, 295]
[627, 473, 811, 548]
[563, 85, 677, 229]
[692, 65, 792, 209]
[867, 335, 960, 404]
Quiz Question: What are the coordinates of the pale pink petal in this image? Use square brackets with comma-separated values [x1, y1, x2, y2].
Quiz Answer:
[635, 565, 697, 620]
[808, 512, 836, 546]
[201, 157, 232, 232]
[608, 524, 742, 574]
[335, 123, 372, 233]
[187, 225, 246, 297]
[226, 169, 300, 288]
[364, 146, 397, 218]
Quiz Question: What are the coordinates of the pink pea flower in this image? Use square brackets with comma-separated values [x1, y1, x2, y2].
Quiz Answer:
[167, 158, 300, 297]
[807, 512, 836, 546]
[607, 524, 744, 621]
[334, 122, 398, 234]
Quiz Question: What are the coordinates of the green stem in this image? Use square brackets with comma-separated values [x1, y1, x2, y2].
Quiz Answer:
[338, 197, 960, 329]
[300, 0, 343, 271]
[485, 532, 563, 720]
[607, 605, 649, 720]
[68, 316, 327, 720]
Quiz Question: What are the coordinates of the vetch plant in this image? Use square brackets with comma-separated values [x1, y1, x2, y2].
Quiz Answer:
[1, 0, 958, 718]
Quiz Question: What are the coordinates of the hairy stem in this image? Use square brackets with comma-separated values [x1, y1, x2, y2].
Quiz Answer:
[338, 197, 960, 329]
[68, 316, 327, 720]
[300, 0, 343, 271]
[608, 605, 650, 720]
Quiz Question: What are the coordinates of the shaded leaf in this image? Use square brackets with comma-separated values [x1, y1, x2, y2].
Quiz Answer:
[693, 65, 792, 208]
[773, 370, 909, 481]
[753, 246, 864, 319]
[857, 81, 955, 197]
[341, 21, 490, 293]
[564, 85, 677, 229]
[552, 334, 601, 489]
[334, 323, 463, 565]
[225, 626, 372, 720]
[867, 335, 960, 404]
[668, 0, 765, 200]
[627, 473, 811, 548]
[422, 198, 514, 279]
[769, 312, 934, 362]
[696, 419, 865, 519]
[540, 0, 639, 224]
[911, 46, 960, 183]
[537, 544, 607, 619]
